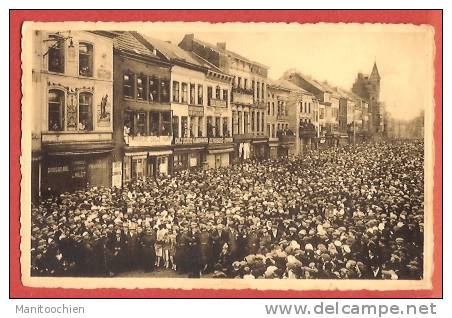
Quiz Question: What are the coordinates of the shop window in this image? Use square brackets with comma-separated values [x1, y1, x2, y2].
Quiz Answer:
[136, 112, 147, 136]
[131, 158, 144, 180]
[160, 79, 170, 103]
[161, 112, 172, 136]
[149, 77, 159, 102]
[123, 156, 131, 183]
[172, 81, 180, 102]
[48, 35, 65, 73]
[197, 84, 203, 105]
[78, 92, 93, 131]
[181, 83, 188, 103]
[123, 73, 134, 98]
[136, 74, 147, 100]
[79, 42, 93, 77]
[173, 154, 188, 171]
[48, 89, 65, 131]
[190, 84, 196, 104]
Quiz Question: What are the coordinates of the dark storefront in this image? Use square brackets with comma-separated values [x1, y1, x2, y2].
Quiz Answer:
[42, 152, 112, 195]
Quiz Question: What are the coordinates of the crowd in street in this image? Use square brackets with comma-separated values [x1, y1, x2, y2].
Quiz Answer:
[31, 141, 424, 280]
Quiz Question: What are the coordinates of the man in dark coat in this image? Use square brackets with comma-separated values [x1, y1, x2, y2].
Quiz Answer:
[111, 229, 127, 275]
[186, 223, 202, 278]
[141, 227, 157, 272]
[126, 227, 139, 271]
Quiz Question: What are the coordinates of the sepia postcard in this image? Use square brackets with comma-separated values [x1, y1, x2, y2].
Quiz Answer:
[19, 20, 436, 292]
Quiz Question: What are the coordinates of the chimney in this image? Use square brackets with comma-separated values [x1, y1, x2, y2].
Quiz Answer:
[217, 42, 226, 51]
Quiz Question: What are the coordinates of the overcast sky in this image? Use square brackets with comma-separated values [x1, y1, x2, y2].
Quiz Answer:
[141, 23, 434, 120]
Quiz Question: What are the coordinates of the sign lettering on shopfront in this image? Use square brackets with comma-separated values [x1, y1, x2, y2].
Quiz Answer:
[47, 166, 69, 174]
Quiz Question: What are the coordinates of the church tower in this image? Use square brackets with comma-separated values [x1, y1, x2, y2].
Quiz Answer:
[352, 62, 381, 135]
[368, 62, 381, 133]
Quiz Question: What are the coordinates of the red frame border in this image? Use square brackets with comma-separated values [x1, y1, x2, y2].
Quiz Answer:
[9, 9, 442, 299]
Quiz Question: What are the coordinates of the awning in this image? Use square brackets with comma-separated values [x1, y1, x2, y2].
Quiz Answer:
[208, 147, 234, 154]
[148, 150, 173, 156]
[47, 149, 112, 156]
[173, 147, 205, 154]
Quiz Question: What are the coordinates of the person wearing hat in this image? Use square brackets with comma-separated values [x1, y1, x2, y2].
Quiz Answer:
[186, 222, 202, 278]
[141, 226, 157, 273]
[199, 223, 213, 273]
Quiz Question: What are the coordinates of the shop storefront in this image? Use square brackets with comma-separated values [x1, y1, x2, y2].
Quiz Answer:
[172, 147, 205, 172]
[42, 152, 112, 195]
[123, 149, 172, 183]
[206, 147, 234, 169]
[252, 139, 268, 160]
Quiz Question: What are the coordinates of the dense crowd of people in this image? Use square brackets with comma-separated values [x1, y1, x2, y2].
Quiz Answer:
[31, 141, 424, 280]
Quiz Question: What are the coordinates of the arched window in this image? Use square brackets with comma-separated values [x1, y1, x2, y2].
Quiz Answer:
[79, 92, 93, 131]
[48, 89, 65, 131]
[79, 42, 93, 77]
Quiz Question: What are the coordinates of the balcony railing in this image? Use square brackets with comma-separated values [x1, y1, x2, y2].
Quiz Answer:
[209, 98, 227, 107]
[232, 87, 254, 95]
[42, 131, 112, 143]
[277, 113, 289, 120]
[125, 135, 172, 147]
[252, 101, 266, 109]
[278, 135, 296, 143]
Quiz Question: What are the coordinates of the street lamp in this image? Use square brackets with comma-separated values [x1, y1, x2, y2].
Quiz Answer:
[42, 31, 74, 58]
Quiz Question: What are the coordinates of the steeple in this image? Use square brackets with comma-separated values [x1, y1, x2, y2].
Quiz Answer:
[370, 62, 380, 81]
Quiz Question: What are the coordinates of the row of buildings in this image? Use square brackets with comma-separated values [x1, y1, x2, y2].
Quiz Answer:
[30, 30, 385, 198]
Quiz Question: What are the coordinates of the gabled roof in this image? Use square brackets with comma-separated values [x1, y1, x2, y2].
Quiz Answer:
[282, 69, 332, 93]
[134, 33, 207, 69]
[268, 78, 312, 95]
[113, 31, 158, 58]
[189, 35, 269, 69]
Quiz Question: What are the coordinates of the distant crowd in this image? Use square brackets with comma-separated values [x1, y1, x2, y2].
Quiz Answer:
[32, 141, 424, 280]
